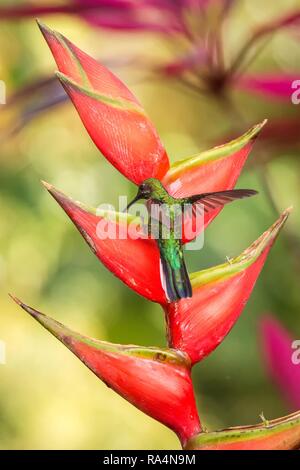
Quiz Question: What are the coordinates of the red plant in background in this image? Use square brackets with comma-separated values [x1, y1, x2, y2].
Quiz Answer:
[0, 1, 186, 33]
[11, 22, 300, 450]
[2, 0, 299, 89]
[3, 0, 300, 150]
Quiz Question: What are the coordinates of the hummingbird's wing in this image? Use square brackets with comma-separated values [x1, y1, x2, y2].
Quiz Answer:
[187, 189, 258, 215]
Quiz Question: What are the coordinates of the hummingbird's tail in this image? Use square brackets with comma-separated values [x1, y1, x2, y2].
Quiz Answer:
[160, 255, 192, 302]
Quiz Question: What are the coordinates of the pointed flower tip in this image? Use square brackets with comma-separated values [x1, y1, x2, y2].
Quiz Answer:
[42, 179, 67, 202]
[36, 18, 48, 32]
[192, 208, 290, 287]
[232, 119, 267, 144]
[42, 182, 95, 218]
[17, 303, 201, 444]
[266, 206, 291, 236]
[241, 207, 291, 261]
[10, 295, 41, 321]
[55, 70, 69, 83]
[41, 180, 67, 206]
[164, 120, 269, 203]
[257, 118, 268, 133]
[37, 19, 59, 41]
[36, 19, 57, 43]
[55, 70, 143, 116]
[248, 119, 268, 141]
[55, 71, 75, 91]
[260, 118, 268, 128]
[41, 179, 53, 191]
[9, 293, 22, 306]
[12, 298, 76, 343]
[42, 26, 169, 184]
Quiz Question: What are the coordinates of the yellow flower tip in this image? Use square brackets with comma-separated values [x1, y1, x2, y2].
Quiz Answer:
[40, 180, 53, 191]
[251, 118, 268, 140]
[261, 118, 268, 127]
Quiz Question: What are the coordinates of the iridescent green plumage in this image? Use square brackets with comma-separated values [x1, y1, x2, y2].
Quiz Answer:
[126, 178, 257, 302]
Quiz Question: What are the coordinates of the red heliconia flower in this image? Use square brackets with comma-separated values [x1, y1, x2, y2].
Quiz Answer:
[161, 122, 265, 212]
[38, 23, 265, 242]
[223, 117, 300, 161]
[260, 316, 300, 411]
[38, 20, 169, 185]
[11, 296, 201, 447]
[42, 177, 291, 365]
[185, 411, 300, 450]
[41, 120, 265, 305]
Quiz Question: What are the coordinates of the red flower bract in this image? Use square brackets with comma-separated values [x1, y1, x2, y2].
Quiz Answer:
[42, 172, 276, 308]
[165, 209, 291, 364]
[42, 181, 166, 303]
[41, 123, 265, 286]
[39, 21, 265, 230]
[163, 121, 266, 241]
[185, 411, 300, 450]
[12, 297, 201, 446]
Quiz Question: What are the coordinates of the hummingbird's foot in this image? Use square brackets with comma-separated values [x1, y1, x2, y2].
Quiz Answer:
[226, 256, 233, 265]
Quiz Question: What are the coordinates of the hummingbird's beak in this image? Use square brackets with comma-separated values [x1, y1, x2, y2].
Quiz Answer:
[125, 192, 143, 212]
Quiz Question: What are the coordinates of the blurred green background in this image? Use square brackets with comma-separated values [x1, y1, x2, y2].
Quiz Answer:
[0, 0, 300, 450]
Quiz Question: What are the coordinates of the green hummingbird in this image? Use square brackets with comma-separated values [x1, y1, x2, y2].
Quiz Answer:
[126, 178, 257, 302]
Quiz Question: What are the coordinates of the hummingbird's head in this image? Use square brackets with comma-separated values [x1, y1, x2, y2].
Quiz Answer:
[126, 178, 164, 211]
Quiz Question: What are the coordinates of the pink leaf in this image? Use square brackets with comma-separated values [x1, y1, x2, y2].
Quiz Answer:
[260, 316, 300, 411]
[236, 74, 300, 101]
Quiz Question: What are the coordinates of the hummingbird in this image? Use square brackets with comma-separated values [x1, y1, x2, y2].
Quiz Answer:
[126, 178, 257, 303]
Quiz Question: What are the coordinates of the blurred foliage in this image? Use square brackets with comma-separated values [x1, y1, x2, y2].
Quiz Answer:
[0, 0, 300, 450]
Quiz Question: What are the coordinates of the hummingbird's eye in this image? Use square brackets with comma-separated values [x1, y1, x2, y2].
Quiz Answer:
[140, 183, 149, 194]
